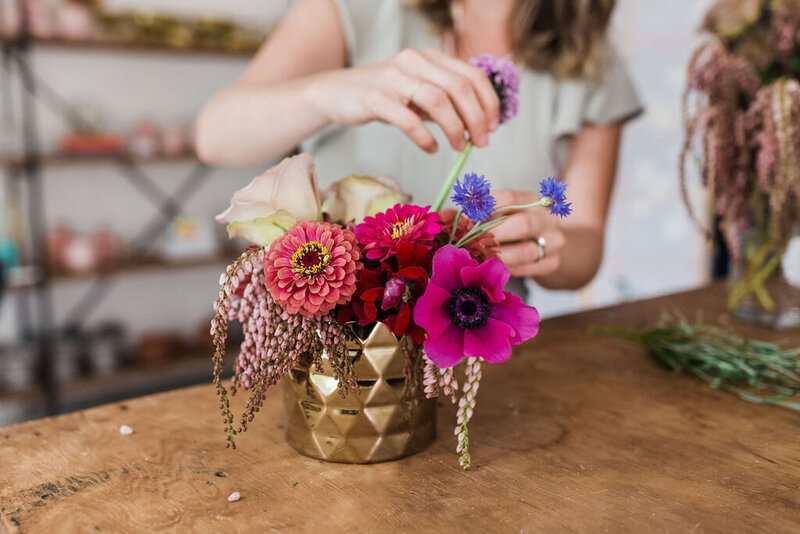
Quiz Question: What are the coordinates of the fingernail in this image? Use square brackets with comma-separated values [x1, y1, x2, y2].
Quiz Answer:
[457, 139, 466, 151]
[476, 134, 488, 147]
[490, 119, 499, 130]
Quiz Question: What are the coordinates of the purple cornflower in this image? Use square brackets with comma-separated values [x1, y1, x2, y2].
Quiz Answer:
[539, 177, 572, 218]
[469, 54, 520, 124]
[451, 173, 496, 222]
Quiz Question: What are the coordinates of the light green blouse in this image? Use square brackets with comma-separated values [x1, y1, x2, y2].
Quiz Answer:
[303, 0, 644, 203]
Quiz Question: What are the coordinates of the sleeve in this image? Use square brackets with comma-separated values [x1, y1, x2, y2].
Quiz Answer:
[583, 43, 644, 126]
[549, 41, 643, 167]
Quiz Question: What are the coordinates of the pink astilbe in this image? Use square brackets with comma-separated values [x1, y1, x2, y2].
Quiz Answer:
[212, 247, 359, 448]
[455, 357, 483, 470]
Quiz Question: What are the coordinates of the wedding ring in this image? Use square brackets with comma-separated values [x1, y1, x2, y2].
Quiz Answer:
[537, 236, 547, 262]
[408, 80, 424, 105]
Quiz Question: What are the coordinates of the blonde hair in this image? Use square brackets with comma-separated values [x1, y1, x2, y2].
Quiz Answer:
[414, 0, 616, 79]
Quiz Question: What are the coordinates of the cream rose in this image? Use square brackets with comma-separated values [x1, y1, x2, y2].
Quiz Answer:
[321, 174, 411, 224]
[215, 153, 321, 246]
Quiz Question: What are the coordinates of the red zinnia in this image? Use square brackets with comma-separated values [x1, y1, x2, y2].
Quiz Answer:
[354, 204, 442, 261]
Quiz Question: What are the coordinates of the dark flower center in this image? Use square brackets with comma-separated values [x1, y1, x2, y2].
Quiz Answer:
[446, 287, 490, 330]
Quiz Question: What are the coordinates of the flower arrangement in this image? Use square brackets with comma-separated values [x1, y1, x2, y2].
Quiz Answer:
[681, 0, 800, 322]
[211, 55, 571, 468]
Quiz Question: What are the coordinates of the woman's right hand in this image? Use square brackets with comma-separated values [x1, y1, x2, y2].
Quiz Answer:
[304, 47, 501, 154]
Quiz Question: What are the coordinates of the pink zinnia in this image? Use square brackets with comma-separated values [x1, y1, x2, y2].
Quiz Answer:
[264, 221, 361, 317]
[354, 204, 442, 261]
[413, 245, 540, 368]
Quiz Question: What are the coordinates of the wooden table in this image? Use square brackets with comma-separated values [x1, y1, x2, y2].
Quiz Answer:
[2, 285, 799, 533]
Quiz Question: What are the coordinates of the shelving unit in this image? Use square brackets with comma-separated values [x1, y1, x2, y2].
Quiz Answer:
[0, 4, 257, 422]
[6, 251, 236, 291]
[5, 36, 258, 58]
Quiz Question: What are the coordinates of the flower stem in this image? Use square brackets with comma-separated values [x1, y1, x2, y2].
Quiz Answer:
[449, 210, 463, 244]
[493, 199, 550, 214]
[432, 141, 474, 212]
[454, 216, 509, 248]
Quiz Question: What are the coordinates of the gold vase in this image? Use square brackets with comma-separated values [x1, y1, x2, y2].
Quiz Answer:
[283, 322, 436, 463]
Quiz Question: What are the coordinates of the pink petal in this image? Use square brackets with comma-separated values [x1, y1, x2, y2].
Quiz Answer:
[490, 293, 540, 344]
[413, 284, 452, 339]
[464, 318, 515, 363]
[430, 245, 474, 293]
[423, 325, 465, 368]
[458, 257, 509, 302]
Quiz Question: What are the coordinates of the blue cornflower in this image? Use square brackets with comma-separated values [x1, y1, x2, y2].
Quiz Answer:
[539, 177, 567, 203]
[451, 173, 496, 222]
[539, 177, 571, 218]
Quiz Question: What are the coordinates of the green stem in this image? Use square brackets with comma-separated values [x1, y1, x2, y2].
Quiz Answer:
[432, 141, 473, 212]
[454, 216, 509, 248]
[449, 210, 463, 244]
[493, 199, 549, 214]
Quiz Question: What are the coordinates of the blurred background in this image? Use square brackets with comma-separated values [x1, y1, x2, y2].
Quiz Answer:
[0, 0, 713, 424]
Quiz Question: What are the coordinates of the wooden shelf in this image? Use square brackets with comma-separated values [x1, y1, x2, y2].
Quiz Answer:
[3, 36, 258, 58]
[7, 252, 236, 291]
[0, 152, 200, 170]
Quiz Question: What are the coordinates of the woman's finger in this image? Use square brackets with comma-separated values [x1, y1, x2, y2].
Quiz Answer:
[497, 227, 564, 267]
[395, 48, 488, 147]
[411, 82, 468, 151]
[508, 255, 560, 278]
[366, 89, 438, 153]
[420, 47, 501, 131]
[491, 210, 547, 244]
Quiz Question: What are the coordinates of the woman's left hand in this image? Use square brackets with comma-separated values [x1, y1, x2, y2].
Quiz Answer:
[491, 189, 566, 278]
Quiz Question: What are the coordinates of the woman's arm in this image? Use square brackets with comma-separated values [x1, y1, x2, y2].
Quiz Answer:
[492, 120, 623, 290]
[196, 0, 499, 166]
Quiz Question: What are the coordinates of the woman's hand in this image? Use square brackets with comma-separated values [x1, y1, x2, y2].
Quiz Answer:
[304, 48, 500, 154]
[491, 189, 566, 278]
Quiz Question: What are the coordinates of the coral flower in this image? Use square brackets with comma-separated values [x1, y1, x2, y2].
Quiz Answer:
[354, 203, 442, 261]
[413, 245, 540, 368]
[264, 220, 361, 317]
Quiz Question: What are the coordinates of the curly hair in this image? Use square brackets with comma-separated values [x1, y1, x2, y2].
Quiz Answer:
[414, 0, 617, 79]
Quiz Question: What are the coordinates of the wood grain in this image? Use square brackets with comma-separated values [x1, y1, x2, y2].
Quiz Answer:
[2, 285, 799, 533]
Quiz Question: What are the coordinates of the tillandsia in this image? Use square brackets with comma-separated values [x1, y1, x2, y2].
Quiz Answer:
[681, 0, 800, 312]
[211, 54, 566, 468]
[595, 314, 800, 410]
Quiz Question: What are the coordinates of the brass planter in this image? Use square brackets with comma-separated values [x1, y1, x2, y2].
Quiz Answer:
[283, 322, 436, 463]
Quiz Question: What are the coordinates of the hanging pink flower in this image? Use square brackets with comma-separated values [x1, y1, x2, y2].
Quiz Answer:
[413, 245, 540, 368]
[264, 220, 361, 317]
[354, 203, 442, 261]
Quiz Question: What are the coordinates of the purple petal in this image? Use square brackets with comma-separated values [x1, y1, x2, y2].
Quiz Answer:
[413, 284, 452, 339]
[459, 257, 509, 302]
[423, 325, 465, 368]
[464, 318, 515, 363]
[490, 293, 540, 344]
[430, 245, 475, 293]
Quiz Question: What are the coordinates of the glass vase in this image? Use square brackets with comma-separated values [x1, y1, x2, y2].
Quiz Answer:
[283, 322, 436, 463]
[729, 231, 800, 329]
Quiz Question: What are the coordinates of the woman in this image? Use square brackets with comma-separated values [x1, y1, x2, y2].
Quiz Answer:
[197, 0, 642, 293]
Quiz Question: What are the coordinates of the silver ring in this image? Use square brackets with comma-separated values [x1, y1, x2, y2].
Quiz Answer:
[537, 236, 547, 262]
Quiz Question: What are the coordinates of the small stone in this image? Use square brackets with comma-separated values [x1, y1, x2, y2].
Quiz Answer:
[227, 491, 241, 502]
[119, 425, 134, 436]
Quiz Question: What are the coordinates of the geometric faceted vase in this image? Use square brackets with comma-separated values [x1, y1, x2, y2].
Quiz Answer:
[283, 322, 436, 463]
